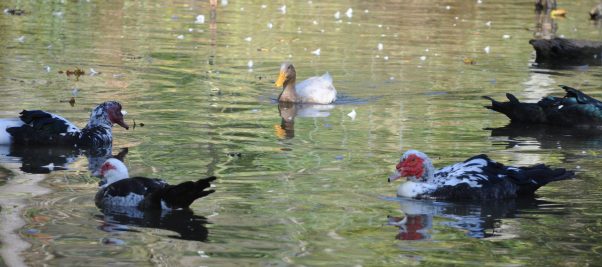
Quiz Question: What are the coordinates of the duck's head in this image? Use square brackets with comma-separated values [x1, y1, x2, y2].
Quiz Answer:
[388, 150, 435, 183]
[89, 101, 129, 130]
[275, 62, 296, 88]
[98, 158, 129, 187]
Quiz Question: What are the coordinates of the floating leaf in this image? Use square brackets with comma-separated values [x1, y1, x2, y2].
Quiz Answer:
[274, 124, 286, 139]
[60, 67, 85, 80]
[463, 57, 477, 65]
[551, 8, 567, 17]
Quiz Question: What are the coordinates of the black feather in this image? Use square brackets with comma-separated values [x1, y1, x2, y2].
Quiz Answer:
[484, 86, 602, 126]
[96, 176, 216, 211]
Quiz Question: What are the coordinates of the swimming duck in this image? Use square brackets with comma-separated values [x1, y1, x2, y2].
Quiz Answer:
[388, 150, 573, 200]
[0, 101, 128, 147]
[96, 158, 216, 210]
[274, 63, 337, 104]
[484, 85, 602, 126]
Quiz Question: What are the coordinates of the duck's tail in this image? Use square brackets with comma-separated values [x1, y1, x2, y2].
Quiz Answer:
[509, 165, 574, 195]
[143, 176, 216, 210]
[482, 94, 547, 123]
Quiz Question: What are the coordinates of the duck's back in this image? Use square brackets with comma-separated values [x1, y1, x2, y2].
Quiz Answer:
[296, 73, 337, 104]
[6, 110, 81, 145]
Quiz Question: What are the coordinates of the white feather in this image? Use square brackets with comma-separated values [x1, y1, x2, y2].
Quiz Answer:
[295, 72, 337, 104]
[103, 192, 145, 207]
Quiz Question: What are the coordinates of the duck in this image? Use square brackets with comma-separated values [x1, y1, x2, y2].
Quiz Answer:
[529, 38, 602, 65]
[483, 85, 602, 126]
[274, 63, 337, 104]
[387, 150, 574, 200]
[0, 101, 129, 147]
[96, 158, 216, 210]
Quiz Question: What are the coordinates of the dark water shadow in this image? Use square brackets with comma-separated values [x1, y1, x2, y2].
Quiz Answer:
[487, 123, 602, 151]
[382, 196, 564, 240]
[0, 145, 127, 175]
[96, 207, 210, 242]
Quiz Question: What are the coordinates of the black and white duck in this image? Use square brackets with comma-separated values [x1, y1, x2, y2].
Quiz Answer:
[387, 150, 573, 200]
[0, 101, 128, 147]
[96, 158, 216, 210]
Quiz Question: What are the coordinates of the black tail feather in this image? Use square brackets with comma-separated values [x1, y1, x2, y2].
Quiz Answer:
[509, 165, 574, 195]
[483, 94, 547, 123]
[143, 176, 216, 210]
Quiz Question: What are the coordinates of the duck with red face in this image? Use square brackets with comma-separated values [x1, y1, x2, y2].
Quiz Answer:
[388, 150, 574, 201]
[0, 101, 129, 147]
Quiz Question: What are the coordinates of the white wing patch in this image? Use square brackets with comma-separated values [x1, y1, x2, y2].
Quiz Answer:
[50, 113, 80, 133]
[102, 192, 144, 207]
[432, 158, 491, 188]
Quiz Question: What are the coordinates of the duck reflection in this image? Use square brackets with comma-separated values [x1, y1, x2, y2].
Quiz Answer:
[96, 207, 210, 242]
[386, 196, 562, 240]
[488, 123, 602, 151]
[0, 144, 127, 174]
[275, 102, 334, 139]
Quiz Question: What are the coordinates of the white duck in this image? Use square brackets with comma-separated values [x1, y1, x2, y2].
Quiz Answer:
[274, 63, 337, 104]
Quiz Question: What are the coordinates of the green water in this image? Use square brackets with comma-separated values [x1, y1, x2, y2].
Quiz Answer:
[1, 0, 602, 265]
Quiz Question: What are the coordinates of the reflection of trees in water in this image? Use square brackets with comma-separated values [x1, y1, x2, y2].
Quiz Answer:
[533, 0, 557, 39]
[387, 196, 564, 240]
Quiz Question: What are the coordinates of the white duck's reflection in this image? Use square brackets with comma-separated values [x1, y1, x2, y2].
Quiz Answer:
[384, 196, 563, 240]
[96, 206, 210, 242]
[0, 144, 127, 174]
[275, 102, 334, 139]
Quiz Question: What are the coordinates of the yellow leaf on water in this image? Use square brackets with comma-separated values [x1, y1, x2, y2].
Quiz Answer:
[551, 8, 567, 17]
[463, 57, 477, 65]
[274, 124, 286, 139]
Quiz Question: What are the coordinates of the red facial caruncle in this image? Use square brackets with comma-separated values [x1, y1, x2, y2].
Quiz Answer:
[100, 162, 116, 177]
[398, 154, 425, 179]
[107, 103, 129, 130]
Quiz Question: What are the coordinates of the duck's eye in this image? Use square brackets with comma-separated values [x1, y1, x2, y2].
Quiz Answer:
[287, 65, 292, 70]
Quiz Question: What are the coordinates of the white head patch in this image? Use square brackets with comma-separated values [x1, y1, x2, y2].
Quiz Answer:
[99, 158, 129, 187]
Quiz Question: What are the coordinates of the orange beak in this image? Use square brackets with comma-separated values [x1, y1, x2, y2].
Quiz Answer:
[275, 71, 286, 87]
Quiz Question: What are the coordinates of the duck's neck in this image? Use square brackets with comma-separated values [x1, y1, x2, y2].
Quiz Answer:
[423, 160, 436, 181]
[278, 77, 298, 103]
[86, 107, 113, 130]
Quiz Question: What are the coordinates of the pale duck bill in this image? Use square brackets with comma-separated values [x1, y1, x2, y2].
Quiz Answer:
[388, 170, 402, 183]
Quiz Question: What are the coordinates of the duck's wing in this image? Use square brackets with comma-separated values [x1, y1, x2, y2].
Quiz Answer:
[431, 155, 573, 200]
[6, 110, 81, 145]
[539, 86, 602, 125]
[427, 155, 511, 200]
[296, 73, 337, 104]
[96, 177, 167, 208]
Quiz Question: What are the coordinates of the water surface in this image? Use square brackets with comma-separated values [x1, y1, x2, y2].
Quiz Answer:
[1, 0, 602, 265]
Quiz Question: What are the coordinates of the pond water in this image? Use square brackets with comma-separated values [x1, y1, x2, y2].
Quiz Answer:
[1, 0, 602, 266]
